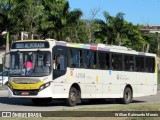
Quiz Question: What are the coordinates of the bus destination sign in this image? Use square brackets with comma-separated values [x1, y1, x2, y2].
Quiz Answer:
[11, 42, 50, 49]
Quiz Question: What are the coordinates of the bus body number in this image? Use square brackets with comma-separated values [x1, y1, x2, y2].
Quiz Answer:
[75, 73, 85, 78]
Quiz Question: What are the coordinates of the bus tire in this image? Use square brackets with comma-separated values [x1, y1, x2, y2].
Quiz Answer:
[121, 87, 132, 104]
[66, 87, 78, 107]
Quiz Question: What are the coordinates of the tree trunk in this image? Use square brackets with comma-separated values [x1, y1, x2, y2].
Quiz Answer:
[146, 44, 150, 53]
[28, 32, 32, 40]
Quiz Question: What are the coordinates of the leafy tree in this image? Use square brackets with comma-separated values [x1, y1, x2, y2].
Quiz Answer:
[93, 11, 151, 52]
[94, 11, 125, 45]
[14, 0, 45, 39]
[0, 0, 83, 41]
[41, 0, 82, 40]
[0, 0, 158, 55]
[141, 33, 157, 53]
[64, 19, 89, 43]
[0, 0, 20, 45]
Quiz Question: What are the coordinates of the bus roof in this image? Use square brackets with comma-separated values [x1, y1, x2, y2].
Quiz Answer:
[53, 40, 156, 57]
[13, 39, 156, 57]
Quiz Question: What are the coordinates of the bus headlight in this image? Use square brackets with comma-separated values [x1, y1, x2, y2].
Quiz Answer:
[39, 82, 51, 91]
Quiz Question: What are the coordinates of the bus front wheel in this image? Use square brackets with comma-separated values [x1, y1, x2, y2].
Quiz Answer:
[66, 87, 78, 106]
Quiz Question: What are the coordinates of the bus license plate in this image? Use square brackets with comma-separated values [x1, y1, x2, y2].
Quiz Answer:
[21, 92, 29, 95]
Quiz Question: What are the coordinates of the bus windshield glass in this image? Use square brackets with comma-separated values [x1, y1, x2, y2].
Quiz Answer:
[9, 51, 51, 77]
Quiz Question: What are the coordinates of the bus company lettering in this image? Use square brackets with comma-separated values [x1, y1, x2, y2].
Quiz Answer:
[117, 74, 129, 80]
[75, 73, 85, 78]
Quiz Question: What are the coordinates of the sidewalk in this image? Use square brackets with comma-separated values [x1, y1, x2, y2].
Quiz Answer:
[158, 84, 160, 91]
[0, 85, 8, 90]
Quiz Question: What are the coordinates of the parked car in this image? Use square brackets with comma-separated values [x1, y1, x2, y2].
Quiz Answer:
[0, 71, 9, 86]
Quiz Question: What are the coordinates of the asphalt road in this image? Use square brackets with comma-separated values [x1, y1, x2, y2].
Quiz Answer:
[0, 88, 160, 111]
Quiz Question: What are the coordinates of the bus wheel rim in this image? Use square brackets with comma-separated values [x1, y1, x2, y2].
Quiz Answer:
[70, 92, 76, 101]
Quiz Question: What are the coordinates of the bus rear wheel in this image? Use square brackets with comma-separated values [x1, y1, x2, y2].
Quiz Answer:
[66, 87, 78, 107]
[116, 87, 132, 104]
[122, 87, 132, 104]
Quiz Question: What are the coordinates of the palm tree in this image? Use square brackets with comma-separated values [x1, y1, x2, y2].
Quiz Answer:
[41, 0, 82, 40]
[94, 11, 125, 45]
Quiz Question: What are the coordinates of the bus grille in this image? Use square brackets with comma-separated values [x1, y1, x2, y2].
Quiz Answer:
[13, 89, 39, 96]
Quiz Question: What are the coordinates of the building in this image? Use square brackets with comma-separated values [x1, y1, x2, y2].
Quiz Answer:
[141, 25, 160, 34]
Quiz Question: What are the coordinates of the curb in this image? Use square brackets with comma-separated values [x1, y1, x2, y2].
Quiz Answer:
[0, 85, 8, 90]
[158, 84, 160, 91]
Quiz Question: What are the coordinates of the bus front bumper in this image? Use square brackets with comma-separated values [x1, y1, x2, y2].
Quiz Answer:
[8, 86, 53, 98]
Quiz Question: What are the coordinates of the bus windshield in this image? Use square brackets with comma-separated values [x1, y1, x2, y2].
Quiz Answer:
[9, 51, 51, 77]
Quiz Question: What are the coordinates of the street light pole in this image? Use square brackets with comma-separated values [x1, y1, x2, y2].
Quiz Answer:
[155, 32, 160, 57]
[2, 31, 10, 70]
[5, 32, 10, 69]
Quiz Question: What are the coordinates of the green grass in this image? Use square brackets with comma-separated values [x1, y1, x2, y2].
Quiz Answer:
[75, 103, 160, 111]
[1, 103, 160, 120]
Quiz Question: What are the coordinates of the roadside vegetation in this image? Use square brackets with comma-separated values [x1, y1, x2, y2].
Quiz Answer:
[2, 103, 160, 120]
[0, 0, 159, 55]
[76, 103, 160, 111]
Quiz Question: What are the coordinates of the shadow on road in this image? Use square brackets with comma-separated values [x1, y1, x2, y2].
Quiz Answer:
[0, 97, 147, 107]
[132, 100, 147, 103]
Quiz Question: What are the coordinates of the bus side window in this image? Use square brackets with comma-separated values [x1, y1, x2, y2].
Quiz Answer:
[106, 53, 110, 69]
[98, 52, 105, 69]
[111, 54, 122, 70]
[136, 56, 144, 72]
[88, 51, 94, 69]
[69, 49, 82, 68]
[53, 54, 65, 70]
[124, 55, 134, 71]
[83, 50, 95, 69]
[146, 57, 155, 73]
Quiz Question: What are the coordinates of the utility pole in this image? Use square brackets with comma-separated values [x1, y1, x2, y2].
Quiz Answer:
[5, 32, 9, 69]
[155, 32, 160, 57]
[2, 31, 10, 70]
